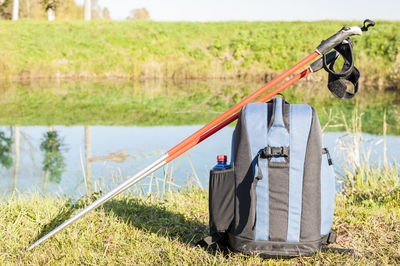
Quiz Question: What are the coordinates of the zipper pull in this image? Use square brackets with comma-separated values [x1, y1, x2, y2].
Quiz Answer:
[323, 148, 334, 165]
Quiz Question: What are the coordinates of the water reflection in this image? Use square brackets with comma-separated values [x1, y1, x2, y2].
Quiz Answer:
[40, 128, 66, 186]
[1, 79, 399, 135]
[13, 127, 20, 191]
[0, 129, 13, 170]
[84, 126, 93, 195]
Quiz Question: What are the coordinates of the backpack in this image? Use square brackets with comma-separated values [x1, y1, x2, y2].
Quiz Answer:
[201, 97, 337, 258]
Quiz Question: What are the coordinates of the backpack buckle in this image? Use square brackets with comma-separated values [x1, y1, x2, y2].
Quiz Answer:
[263, 146, 289, 158]
[327, 231, 337, 244]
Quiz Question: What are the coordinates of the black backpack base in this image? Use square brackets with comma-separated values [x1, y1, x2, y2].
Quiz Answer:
[228, 231, 336, 258]
[198, 231, 342, 259]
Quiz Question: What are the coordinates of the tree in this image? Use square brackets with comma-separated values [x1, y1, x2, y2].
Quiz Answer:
[2, 0, 108, 20]
[53, 0, 83, 20]
[41, 0, 60, 20]
[90, 0, 101, 19]
[84, 0, 90, 20]
[102, 7, 110, 20]
[0, 0, 12, 20]
[127, 7, 150, 20]
[12, 0, 18, 20]
[24, 0, 29, 18]
[19, 0, 47, 20]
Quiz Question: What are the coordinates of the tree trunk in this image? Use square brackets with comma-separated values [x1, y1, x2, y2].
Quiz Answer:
[84, 0, 91, 21]
[26, 0, 30, 18]
[47, 8, 55, 21]
[12, 0, 19, 20]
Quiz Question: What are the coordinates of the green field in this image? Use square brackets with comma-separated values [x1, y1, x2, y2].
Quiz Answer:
[1, 164, 399, 264]
[0, 20, 399, 86]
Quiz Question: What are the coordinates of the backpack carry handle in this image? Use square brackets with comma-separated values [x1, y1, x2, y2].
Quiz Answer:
[316, 19, 375, 55]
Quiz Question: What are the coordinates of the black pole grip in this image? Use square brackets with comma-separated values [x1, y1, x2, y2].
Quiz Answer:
[309, 50, 338, 72]
[316, 26, 362, 55]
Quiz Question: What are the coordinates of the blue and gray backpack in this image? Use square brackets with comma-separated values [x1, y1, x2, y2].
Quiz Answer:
[201, 97, 337, 258]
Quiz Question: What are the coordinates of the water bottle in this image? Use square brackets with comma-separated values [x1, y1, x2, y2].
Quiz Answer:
[212, 155, 232, 170]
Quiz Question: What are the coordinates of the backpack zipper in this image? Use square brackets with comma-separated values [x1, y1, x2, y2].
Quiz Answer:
[322, 148, 333, 165]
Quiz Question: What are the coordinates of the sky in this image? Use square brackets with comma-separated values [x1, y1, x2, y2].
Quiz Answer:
[75, 0, 400, 21]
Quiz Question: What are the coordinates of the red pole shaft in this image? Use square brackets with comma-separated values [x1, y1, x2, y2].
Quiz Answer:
[166, 67, 312, 163]
[167, 51, 319, 158]
[257, 67, 311, 102]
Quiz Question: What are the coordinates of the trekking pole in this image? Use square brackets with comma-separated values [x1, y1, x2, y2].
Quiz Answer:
[28, 20, 373, 251]
[27, 63, 322, 251]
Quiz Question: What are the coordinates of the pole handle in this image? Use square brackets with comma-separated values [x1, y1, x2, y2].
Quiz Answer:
[316, 26, 362, 55]
[316, 19, 375, 55]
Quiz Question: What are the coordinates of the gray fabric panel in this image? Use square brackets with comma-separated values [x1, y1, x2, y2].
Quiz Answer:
[300, 108, 322, 241]
[233, 109, 256, 240]
[268, 163, 289, 241]
[283, 101, 290, 133]
[268, 100, 290, 241]
[230, 130, 236, 165]
[267, 100, 275, 130]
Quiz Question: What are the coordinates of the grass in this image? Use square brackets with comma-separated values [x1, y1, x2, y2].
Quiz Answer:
[0, 20, 399, 86]
[0, 177, 399, 264]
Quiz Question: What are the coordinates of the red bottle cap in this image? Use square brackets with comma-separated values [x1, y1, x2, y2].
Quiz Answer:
[217, 155, 227, 162]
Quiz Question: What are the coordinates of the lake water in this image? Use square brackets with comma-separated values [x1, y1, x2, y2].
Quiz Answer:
[1, 79, 399, 199]
[1, 125, 399, 199]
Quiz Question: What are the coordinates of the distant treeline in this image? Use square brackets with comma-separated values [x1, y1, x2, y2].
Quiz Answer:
[0, 0, 109, 20]
[0, 20, 398, 87]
